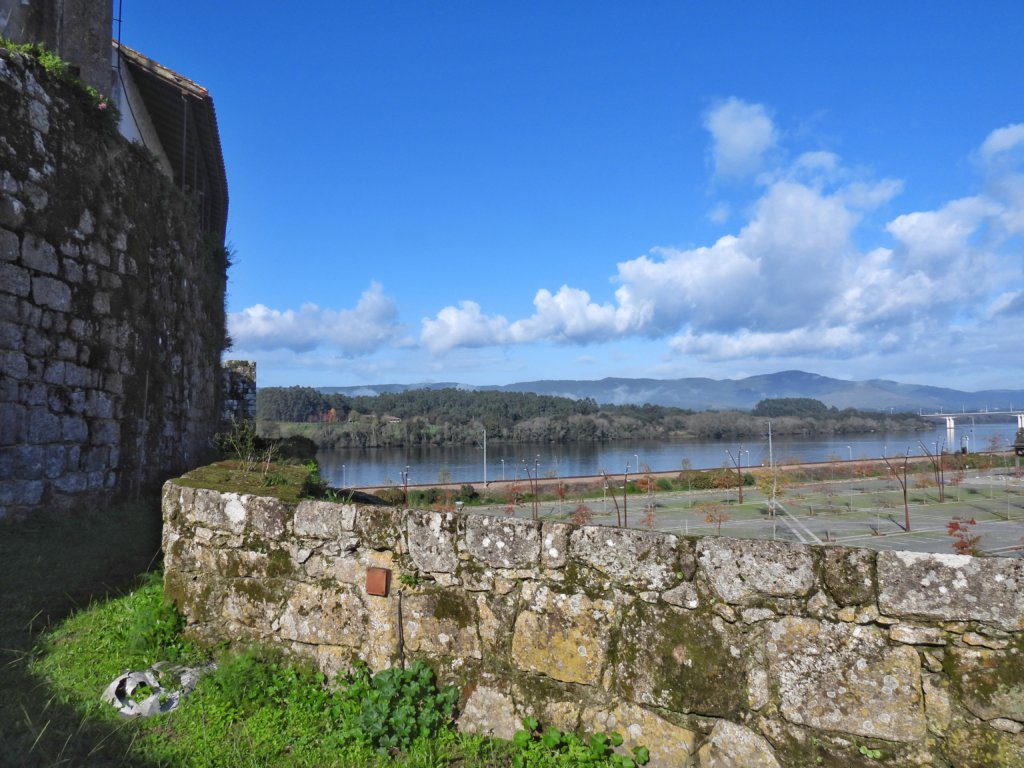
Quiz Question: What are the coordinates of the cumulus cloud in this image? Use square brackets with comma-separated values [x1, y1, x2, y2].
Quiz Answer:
[420, 300, 511, 353]
[418, 109, 1024, 371]
[979, 123, 1024, 161]
[703, 98, 777, 177]
[230, 282, 403, 356]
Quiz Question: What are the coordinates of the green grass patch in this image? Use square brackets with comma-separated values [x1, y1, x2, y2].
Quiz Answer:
[175, 460, 315, 504]
[22, 569, 652, 767]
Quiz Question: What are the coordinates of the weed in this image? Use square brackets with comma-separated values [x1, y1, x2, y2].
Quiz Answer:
[512, 717, 650, 767]
[399, 571, 424, 588]
[0, 37, 119, 127]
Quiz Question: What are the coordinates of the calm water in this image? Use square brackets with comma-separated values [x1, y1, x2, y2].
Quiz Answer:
[317, 422, 1021, 488]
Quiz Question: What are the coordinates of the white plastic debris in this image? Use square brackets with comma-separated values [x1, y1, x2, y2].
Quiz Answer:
[102, 661, 213, 718]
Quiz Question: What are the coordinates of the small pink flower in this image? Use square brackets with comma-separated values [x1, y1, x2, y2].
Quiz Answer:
[98, 102, 108, 110]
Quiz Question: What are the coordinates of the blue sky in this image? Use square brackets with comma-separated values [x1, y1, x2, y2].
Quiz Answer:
[123, 1, 1024, 389]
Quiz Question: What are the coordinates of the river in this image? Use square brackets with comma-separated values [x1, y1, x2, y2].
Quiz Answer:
[316, 421, 1021, 488]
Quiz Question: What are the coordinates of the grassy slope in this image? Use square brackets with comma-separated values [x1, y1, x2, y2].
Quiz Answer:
[0, 497, 495, 768]
[0, 499, 165, 767]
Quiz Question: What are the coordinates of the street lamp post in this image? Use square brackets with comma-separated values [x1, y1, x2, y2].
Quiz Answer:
[500, 458, 505, 482]
[846, 446, 853, 510]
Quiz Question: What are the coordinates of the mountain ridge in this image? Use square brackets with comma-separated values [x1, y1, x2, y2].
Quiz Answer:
[318, 370, 1023, 412]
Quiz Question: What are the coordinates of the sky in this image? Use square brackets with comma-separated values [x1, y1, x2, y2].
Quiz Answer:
[121, 1, 1024, 390]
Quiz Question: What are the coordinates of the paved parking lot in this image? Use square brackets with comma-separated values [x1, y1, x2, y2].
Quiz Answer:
[474, 469, 1024, 556]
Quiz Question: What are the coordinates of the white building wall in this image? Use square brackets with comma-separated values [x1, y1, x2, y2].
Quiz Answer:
[111, 48, 173, 178]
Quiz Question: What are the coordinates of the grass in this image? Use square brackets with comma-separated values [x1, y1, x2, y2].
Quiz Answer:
[0, 498, 166, 766]
[1, 496, 649, 768]
[174, 460, 315, 505]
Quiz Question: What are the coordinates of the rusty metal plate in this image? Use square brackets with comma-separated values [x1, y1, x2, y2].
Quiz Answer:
[365, 567, 391, 597]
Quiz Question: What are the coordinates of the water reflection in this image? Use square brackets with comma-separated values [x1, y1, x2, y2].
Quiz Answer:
[316, 423, 1020, 488]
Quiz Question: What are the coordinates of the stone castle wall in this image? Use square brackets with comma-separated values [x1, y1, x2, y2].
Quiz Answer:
[220, 360, 256, 428]
[162, 479, 1024, 767]
[0, 50, 228, 518]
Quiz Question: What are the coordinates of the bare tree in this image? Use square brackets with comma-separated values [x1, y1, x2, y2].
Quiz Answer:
[726, 448, 745, 503]
[883, 452, 912, 532]
[919, 441, 946, 503]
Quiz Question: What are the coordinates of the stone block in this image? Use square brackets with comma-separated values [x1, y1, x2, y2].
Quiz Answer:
[63, 363, 95, 388]
[402, 589, 481, 659]
[877, 550, 1024, 630]
[61, 415, 88, 441]
[541, 521, 571, 568]
[21, 234, 57, 274]
[31, 275, 71, 311]
[355, 506, 404, 550]
[92, 291, 110, 314]
[941, 720, 1024, 768]
[662, 582, 700, 609]
[612, 600, 744, 717]
[464, 514, 541, 568]
[570, 526, 685, 590]
[697, 538, 816, 605]
[458, 685, 520, 740]
[53, 472, 88, 493]
[923, 673, 952, 736]
[0, 403, 26, 444]
[696, 720, 781, 768]
[765, 617, 926, 741]
[889, 624, 947, 646]
[0, 227, 17, 262]
[90, 419, 120, 446]
[63, 258, 83, 283]
[9, 445, 44, 479]
[247, 496, 292, 541]
[294, 499, 357, 539]
[0, 478, 43, 505]
[27, 408, 60, 443]
[582, 703, 699, 768]
[0, 263, 30, 296]
[511, 584, 616, 685]
[822, 547, 875, 606]
[278, 582, 366, 647]
[407, 510, 458, 573]
[190, 488, 246, 534]
[0, 195, 25, 229]
[81, 446, 108, 472]
[947, 642, 1024, 722]
[0, 350, 28, 380]
[44, 444, 65, 478]
[0, 319, 22, 350]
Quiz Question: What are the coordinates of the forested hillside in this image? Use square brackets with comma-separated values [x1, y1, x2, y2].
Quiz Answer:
[255, 388, 929, 448]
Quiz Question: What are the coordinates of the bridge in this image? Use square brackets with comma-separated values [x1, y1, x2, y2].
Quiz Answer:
[921, 411, 1024, 451]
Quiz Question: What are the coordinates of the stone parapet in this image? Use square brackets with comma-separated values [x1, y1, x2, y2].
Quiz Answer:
[162, 479, 1024, 767]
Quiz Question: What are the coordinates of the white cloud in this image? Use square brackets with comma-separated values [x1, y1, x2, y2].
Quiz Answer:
[979, 123, 1024, 161]
[670, 325, 862, 360]
[229, 282, 403, 356]
[418, 109, 1024, 373]
[886, 196, 1000, 269]
[703, 98, 777, 178]
[707, 202, 731, 224]
[420, 300, 511, 353]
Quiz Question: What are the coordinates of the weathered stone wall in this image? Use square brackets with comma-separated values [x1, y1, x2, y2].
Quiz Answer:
[163, 479, 1024, 767]
[0, 50, 227, 518]
[0, 0, 113, 94]
[220, 360, 256, 428]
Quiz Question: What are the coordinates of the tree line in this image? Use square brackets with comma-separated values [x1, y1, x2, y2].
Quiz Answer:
[255, 388, 929, 448]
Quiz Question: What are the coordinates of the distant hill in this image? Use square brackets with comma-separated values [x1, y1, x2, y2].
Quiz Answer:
[316, 371, 1024, 413]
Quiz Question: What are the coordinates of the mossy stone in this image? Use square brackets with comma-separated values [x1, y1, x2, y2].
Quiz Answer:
[610, 600, 744, 717]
